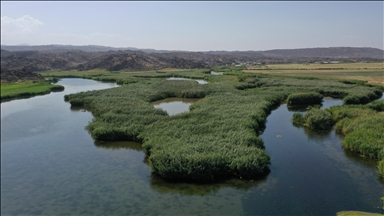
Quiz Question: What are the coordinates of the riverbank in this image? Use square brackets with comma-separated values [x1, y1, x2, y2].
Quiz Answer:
[291, 99, 384, 177]
[1, 80, 64, 102]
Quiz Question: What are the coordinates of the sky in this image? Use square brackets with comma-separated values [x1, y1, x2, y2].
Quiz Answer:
[1, 1, 383, 51]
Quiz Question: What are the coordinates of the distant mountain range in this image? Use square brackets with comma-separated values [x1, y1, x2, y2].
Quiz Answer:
[1, 45, 383, 80]
[2, 44, 383, 57]
[0, 45, 181, 54]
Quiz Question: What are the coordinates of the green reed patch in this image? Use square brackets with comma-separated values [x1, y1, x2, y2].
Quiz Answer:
[368, 99, 384, 111]
[287, 92, 323, 105]
[290, 97, 384, 178]
[140, 92, 283, 181]
[379, 159, 384, 178]
[64, 78, 285, 181]
[291, 112, 305, 127]
[328, 105, 384, 178]
[63, 73, 383, 182]
[343, 90, 381, 104]
[291, 108, 333, 130]
[343, 128, 384, 159]
[1, 81, 64, 101]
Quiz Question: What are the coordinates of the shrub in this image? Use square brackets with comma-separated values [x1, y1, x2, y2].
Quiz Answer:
[116, 78, 139, 85]
[291, 112, 305, 127]
[379, 160, 384, 178]
[330, 105, 384, 163]
[343, 129, 384, 159]
[287, 92, 323, 105]
[339, 79, 367, 85]
[368, 100, 384, 111]
[292, 108, 334, 130]
[343, 90, 381, 104]
[69, 98, 84, 106]
[50, 85, 65, 91]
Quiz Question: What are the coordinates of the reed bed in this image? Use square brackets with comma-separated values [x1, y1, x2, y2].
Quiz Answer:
[329, 103, 384, 177]
[64, 73, 383, 181]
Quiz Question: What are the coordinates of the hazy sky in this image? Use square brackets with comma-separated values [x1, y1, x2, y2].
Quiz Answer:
[1, 1, 383, 51]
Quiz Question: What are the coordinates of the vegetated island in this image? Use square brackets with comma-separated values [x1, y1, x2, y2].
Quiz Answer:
[61, 68, 384, 183]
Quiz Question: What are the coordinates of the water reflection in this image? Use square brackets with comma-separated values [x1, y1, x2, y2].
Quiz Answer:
[152, 97, 200, 115]
[342, 148, 378, 169]
[287, 104, 320, 112]
[150, 174, 269, 196]
[93, 140, 271, 197]
[303, 127, 333, 140]
[94, 141, 143, 151]
[249, 98, 383, 215]
[287, 97, 342, 112]
[70, 106, 88, 112]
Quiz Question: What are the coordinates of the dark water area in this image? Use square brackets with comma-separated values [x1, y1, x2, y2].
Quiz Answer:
[152, 97, 200, 115]
[243, 99, 383, 215]
[375, 93, 384, 101]
[1, 79, 383, 215]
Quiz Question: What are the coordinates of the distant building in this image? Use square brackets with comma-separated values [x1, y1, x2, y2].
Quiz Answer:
[330, 61, 339, 64]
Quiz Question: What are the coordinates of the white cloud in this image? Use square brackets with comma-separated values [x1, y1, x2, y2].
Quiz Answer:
[1, 15, 44, 34]
[1, 15, 133, 47]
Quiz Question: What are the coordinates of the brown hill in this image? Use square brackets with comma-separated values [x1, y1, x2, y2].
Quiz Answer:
[1, 50, 105, 71]
[78, 53, 206, 71]
[1, 46, 383, 75]
[1, 68, 44, 83]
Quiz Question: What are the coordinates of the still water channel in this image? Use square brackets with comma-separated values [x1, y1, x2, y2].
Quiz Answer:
[1, 78, 383, 215]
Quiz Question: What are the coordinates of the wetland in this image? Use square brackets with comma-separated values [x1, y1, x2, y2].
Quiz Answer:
[1, 73, 384, 215]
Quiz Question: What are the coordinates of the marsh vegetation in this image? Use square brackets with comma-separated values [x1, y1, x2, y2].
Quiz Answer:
[62, 67, 383, 182]
[2, 77, 383, 215]
[292, 99, 384, 177]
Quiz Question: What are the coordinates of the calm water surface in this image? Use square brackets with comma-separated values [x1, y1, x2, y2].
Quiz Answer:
[152, 98, 200, 115]
[245, 99, 383, 215]
[1, 79, 383, 215]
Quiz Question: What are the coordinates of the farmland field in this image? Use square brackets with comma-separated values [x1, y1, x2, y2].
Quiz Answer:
[244, 62, 384, 84]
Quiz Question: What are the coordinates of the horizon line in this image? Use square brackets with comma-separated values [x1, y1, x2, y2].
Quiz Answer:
[1, 44, 383, 52]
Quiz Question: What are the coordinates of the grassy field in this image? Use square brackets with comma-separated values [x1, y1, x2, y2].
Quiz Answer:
[244, 62, 384, 84]
[61, 69, 383, 182]
[39, 68, 211, 81]
[1, 80, 64, 101]
[247, 62, 383, 70]
[336, 211, 383, 216]
[40, 62, 384, 85]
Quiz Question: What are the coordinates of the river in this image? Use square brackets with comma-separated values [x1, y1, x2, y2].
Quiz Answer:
[1, 78, 383, 215]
